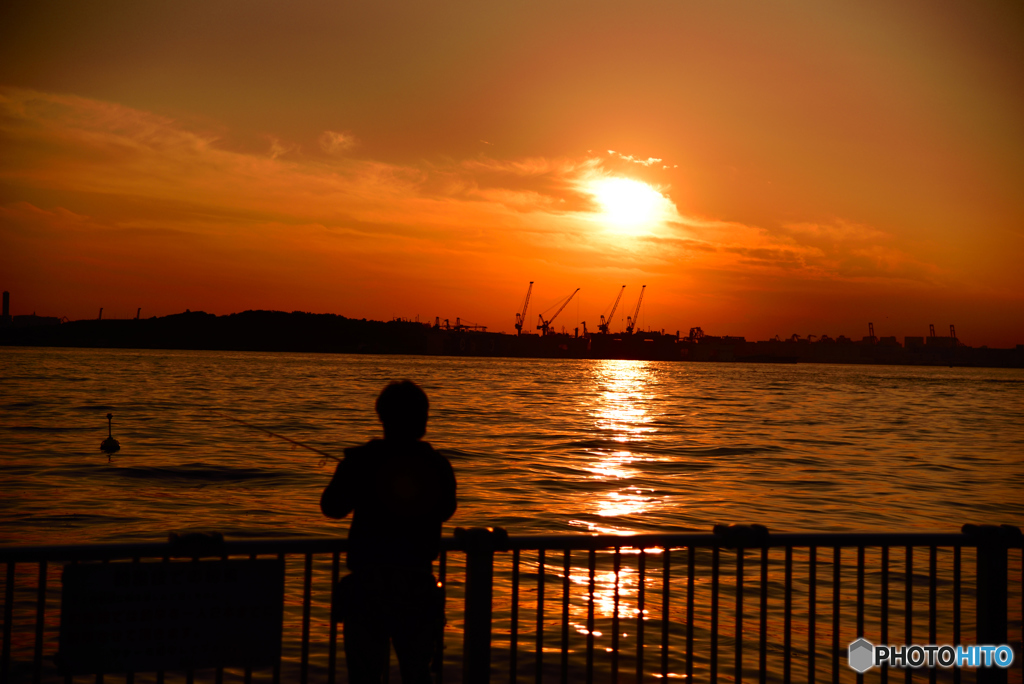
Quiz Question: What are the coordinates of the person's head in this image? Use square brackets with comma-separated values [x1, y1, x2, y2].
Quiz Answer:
[376, 380, 428, 440]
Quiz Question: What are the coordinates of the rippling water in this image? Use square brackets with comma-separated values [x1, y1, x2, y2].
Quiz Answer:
[2, 346, 1022, 544]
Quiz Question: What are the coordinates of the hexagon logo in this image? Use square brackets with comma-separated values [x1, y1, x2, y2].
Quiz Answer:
[848, 638, 875, 673]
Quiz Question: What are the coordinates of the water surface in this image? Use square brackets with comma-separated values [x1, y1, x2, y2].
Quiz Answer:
[3, 347, 1021, 544]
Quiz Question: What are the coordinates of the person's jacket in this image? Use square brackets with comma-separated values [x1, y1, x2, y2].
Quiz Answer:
[321, 438, 457, 573]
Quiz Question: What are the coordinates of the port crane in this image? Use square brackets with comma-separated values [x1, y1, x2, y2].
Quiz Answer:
[515, 282, 533, 336]
[454, 317, 487, 332]
[598, 285, 626, 334]
[536, 288, 579, 336]
[624, 285, 646, 334]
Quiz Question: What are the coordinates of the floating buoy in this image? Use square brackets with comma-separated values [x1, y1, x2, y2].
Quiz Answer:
[100, 412, 120, 454]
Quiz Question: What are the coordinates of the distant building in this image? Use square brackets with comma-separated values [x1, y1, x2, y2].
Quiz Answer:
[905, 336, 925, 349]
[1, 291, 9, 326]
[878, 336, 900, 347]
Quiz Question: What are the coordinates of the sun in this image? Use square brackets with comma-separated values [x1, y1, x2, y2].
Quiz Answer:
[589, 177, 669, 233]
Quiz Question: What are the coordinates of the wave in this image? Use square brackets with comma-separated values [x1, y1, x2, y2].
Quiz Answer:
[3, 425, 94, 432]
[436, 447, 486, 461]
[57, 463, 295, 484]
[565, 438, 785, 458]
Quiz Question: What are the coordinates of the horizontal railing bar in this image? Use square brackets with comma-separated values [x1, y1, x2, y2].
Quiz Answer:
[502, 532, 984, 550]
[0, 537, 349, 562]
[1, 530, 1016, 562]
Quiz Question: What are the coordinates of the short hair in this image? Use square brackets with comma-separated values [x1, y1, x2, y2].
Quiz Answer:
[375, 380, 429, 439]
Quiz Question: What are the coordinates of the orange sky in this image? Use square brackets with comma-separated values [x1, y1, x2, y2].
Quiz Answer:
[2, 2, 1022, 346]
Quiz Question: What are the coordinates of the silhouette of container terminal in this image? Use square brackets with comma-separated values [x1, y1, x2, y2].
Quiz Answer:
[1, 524, 1020, 683]
[1, 286, 1021, 367]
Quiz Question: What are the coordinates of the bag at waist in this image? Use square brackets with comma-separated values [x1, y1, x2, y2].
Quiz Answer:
[331, 569, 443, 624]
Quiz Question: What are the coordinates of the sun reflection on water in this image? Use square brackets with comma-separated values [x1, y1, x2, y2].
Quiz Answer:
[594, 488, 656, 518]
[592, 360, 656, 442]
[530, 548, 672, 658]
[583, 360, 662, 529]
[556, 359, 678, 671]
[582, 451, 639, 479]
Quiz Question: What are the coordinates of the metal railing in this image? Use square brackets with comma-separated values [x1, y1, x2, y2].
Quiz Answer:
[1, 526, 1021, 684]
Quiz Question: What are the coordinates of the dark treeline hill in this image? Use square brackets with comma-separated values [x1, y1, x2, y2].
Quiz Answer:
[0, 310, 436, 355]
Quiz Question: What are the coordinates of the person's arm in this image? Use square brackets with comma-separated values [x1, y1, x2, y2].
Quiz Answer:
[437, 457, 457, 522]
[320, 456, 357, 519]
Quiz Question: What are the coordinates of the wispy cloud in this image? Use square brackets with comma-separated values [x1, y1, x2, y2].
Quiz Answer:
[319, 130, 357, 154]
[663, 214, 941, 285]
[607, 150, 672, 167]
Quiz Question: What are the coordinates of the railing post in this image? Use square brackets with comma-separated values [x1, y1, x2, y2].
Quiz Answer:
[713, 524, 770, 684]
[964, 524, 1020, 684]
[456, 527, 508, 684]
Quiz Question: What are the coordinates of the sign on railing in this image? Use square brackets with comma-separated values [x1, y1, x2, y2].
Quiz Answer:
[57, 559, 284, 675]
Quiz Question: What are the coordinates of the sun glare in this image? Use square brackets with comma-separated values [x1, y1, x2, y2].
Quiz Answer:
[590, 177, 668, 233]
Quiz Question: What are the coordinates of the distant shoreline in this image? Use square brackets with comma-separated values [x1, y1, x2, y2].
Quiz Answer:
[2, 309, 1022, 368]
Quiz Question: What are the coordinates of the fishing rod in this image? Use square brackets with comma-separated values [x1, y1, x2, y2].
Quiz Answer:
[214, 411, 341, 464]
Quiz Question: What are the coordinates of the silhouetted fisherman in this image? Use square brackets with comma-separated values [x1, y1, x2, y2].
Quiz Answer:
[321, 380, 457, 684]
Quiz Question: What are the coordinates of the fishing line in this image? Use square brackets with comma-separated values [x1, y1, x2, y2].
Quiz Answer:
[213, 411, 341, 464]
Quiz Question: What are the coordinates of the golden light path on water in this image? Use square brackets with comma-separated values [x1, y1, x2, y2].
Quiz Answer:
[576, 360, 660, 532]
[562, 361, 673, 672]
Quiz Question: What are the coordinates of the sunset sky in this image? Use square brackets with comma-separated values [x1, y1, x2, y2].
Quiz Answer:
[2, 2, 1022, 346]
